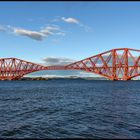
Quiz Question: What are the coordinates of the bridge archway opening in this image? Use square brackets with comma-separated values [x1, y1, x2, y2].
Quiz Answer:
[23, 69, 107, 80]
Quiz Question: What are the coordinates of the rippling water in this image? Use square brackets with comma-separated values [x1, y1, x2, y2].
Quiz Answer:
[0, 79, 140, 138]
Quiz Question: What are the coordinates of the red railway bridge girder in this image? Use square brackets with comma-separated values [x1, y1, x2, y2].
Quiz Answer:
[0, 48, 140, 80]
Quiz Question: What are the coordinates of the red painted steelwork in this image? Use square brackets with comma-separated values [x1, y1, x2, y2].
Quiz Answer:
[0, 48, 140, 80]
[65, 48, 140, 80]
[0, 58, 47, 80]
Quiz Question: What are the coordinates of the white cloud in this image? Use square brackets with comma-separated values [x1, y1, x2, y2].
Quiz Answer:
[61, 17, 92, 32]
[55, 32, 65, 36]
[44, 26, 60, 31]
[0, 15, 91, 41]
[40, 25, 66, 38]
[40, 28, 53, 35]
[0, 16, 91, 41]
[13, 24, 65, 41]
[79, 71, 97, 77]
[42, 74, 75, 78]
[14, 28, 46, 41]
[40, 25, 62, 36]
[61, 17, 79, 24]
[42, 57, 75, 66]
[79, 23, 92, 32]
[0, 25, 6, 32]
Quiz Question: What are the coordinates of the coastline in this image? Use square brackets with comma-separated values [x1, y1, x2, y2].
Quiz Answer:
[20, 76, 108, 81]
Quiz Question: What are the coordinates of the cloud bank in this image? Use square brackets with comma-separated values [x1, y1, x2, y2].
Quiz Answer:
[0, 16, 92, 41]
[0, 24, 65, 41]
[42, 57, 75, 66]
[13, 25, 65, 41]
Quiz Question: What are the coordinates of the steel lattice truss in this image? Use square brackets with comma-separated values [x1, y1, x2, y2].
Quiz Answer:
[0, 48, 140, 80]
[0, 58, 47, 80]
[65, 48, 140, 80]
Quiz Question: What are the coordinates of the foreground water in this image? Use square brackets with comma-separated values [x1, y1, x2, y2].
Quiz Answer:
[0, 79, 140, 139]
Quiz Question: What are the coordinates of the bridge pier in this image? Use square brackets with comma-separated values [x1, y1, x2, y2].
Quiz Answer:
[109, 77, 132, 81]
[123, 77, 131, 81]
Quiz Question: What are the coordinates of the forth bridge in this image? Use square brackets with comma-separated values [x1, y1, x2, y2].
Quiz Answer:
[0, 48, 140, 81]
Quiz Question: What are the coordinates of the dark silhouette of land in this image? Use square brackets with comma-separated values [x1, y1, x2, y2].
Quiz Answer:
[20, 76, 107, 80]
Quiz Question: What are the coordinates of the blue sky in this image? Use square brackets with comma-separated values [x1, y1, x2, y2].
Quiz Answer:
[0, 2, 140, 77]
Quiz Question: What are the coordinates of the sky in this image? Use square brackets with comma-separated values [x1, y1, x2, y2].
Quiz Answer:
[0, 2, 140, 77]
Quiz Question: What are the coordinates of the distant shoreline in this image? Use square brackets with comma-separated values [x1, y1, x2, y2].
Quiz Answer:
[0, 76, 138, 80]
[20, 76, 108, 80]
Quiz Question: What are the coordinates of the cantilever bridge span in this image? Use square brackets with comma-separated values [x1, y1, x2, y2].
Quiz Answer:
[0, 48, 140, 80]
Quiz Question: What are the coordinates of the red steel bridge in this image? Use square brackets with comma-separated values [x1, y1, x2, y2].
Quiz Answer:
[0, 48, 140, 80]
